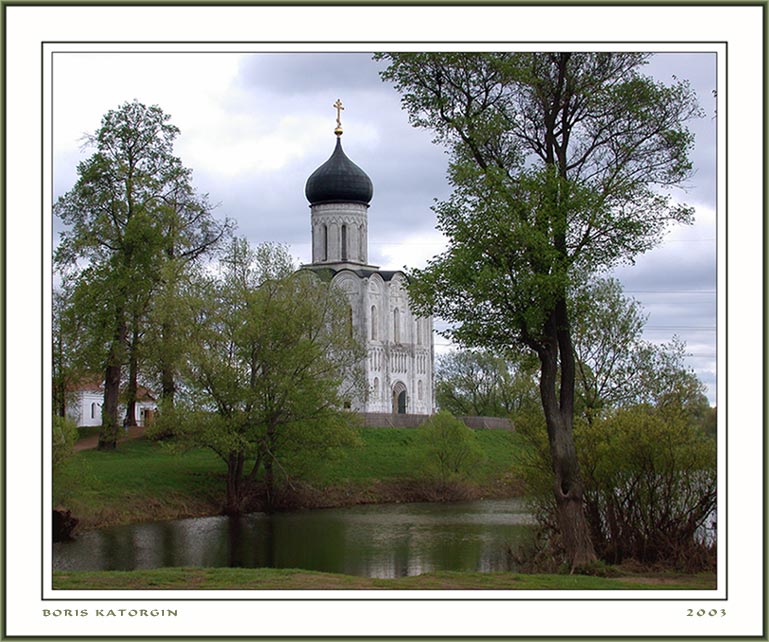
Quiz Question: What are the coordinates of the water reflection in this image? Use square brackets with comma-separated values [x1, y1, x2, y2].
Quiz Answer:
[53, 499, 536, 578]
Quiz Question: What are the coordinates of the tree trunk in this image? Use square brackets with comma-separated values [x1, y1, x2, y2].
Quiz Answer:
[224, 452, 245, 515]
[264, 456, 275, 514]
[537, 306, 597, 570]
[99, 360, 122, 451]
[99, 316, 126, 450]
[124, 340, 139, 428]
[159, 318, 177, 410]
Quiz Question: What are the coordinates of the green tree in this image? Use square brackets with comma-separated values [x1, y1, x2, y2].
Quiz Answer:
[570, 277, 647, 422]
[571, 277, 713, 430]
[156, 240, 365, 514]
[414, 411, 484, 484]
[435, 349, 538, 419]
[54, 100, 229, 448]
[52, 285, 90, 418]
[379, 52, 702, 568]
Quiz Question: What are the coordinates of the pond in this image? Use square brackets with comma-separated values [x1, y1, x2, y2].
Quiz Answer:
[53, 499, 537, 578]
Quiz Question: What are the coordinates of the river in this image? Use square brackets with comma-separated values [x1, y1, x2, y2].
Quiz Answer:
[53, 498, 536, 578]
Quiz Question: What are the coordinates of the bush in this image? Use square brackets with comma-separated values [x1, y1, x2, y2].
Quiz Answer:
[53, 415, 86, 506]
[517, 405, 716, 570]
[53, 416, 79, 469]
[414, 411, 484, 484]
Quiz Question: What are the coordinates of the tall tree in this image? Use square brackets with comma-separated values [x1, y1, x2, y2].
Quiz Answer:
[54, 100, 229, 448]
[159, 240, 365, 514]
[379, 52, 702, 568]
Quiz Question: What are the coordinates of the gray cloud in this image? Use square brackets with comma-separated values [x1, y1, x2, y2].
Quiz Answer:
[236, 52, 386, 95]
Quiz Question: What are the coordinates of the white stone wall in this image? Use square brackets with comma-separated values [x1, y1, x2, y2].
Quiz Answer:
[66, 391, 103, 427]
[65, 391, 157, 427]
[311, 202, 369, 264]
[332, 270, 434, 415]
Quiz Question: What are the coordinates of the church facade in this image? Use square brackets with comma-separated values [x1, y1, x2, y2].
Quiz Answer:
[302, 104, 434, 415]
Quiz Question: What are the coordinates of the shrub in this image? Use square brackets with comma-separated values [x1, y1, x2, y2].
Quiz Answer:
[53, 416, 79, 469]
[517, 405, 716, 570]
[53, 415, 85, 506]
[414, 411, 484, 484]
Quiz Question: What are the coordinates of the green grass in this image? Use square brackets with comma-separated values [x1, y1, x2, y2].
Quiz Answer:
[58, 427, 527, 529]
[56, 439, 225, 527]
[52, 567, 716, 591]
[305, 427, 526, 484]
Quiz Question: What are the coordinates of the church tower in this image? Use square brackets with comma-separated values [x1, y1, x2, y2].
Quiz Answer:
[305, 99, 374, 267]
[303, 100, 434, 417]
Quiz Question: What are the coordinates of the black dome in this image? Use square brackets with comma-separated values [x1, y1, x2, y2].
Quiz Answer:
[305, 138, 373, 206]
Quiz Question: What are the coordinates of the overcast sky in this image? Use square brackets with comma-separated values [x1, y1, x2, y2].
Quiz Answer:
[52, 51, 717, 403]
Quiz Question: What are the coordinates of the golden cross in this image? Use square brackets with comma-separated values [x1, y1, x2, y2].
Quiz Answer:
[333, 99, 344, 129]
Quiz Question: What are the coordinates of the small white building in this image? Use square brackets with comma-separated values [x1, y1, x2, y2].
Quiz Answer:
[302, 113, 434, 415]
[66, 380, 157, 427]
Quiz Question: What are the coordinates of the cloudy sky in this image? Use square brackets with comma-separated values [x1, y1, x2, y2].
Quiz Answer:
[52, 50, 718, 403]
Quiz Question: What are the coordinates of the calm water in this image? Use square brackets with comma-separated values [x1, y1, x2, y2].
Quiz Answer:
[53, 499, 536, 578]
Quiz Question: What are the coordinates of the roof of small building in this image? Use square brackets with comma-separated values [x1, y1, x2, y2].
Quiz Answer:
[67, 378, 157, 401]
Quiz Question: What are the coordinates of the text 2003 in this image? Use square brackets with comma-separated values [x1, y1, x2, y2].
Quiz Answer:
[687, 609, 726, 617]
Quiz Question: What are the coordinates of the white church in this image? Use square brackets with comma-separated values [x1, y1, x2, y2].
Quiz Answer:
[302, 102, 434, 416]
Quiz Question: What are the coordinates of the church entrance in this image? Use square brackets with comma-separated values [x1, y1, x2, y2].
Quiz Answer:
[392, 382, 407, 414]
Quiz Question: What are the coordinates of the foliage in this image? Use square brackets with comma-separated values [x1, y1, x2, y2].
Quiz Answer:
[52, 286, 89, 418]
[378, 52, 703, 568]
[52, 415, 84, 506]
[53, 416, 79, 470]
[516, 404, 716, 570]
[54, 100, 230, 447]
[435, 349, 539, 419]
[570, 277, 713, 433]
[570, 277, 647, 419]
[412, 411, 485, 484]
[152, 239, 366, 513]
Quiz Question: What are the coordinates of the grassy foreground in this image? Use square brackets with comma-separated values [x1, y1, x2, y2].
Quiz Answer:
[52, 567, 716, 591]
[57, 428, 526, 530]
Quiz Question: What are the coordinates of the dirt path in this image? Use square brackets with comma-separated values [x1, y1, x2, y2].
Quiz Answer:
[74, 425, 146, 451]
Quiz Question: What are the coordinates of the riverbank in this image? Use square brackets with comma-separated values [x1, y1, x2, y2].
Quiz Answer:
[56, 428, 527, 531]
[52, 567, 717, 590]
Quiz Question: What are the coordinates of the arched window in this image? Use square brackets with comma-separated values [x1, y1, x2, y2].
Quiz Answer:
[371, 305, 378, 340]
[341, 224, 348, 261]
[322, 224, 328, 261]
[393, 308, 400, 343]
[90, 402, 97, 419]
[418, 380, 424, 400]
[373, 377, 380, 399]
[347, 305, 354, 338]
[416, 319, 423, 346]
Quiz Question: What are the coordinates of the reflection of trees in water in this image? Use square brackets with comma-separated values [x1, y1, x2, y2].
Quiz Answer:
[53, 501, 537, 577]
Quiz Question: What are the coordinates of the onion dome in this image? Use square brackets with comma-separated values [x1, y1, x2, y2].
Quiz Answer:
[305, 137, 373, 206]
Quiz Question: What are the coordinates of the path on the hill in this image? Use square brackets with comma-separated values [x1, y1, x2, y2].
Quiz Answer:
[74, 425, 146, 451]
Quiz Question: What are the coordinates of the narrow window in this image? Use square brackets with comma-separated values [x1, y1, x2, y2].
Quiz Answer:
[90, 402, 96, 419]
[348, 305, 354, 338]
[418, 380, 424, 401]
[393, 308, 400, 343]
[371, 305, 377, 340]
[323, 224, 328, 261]
[416, 319, 423, 346]
[373, 377, 380, 399]
[341, 224, 347, 261]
